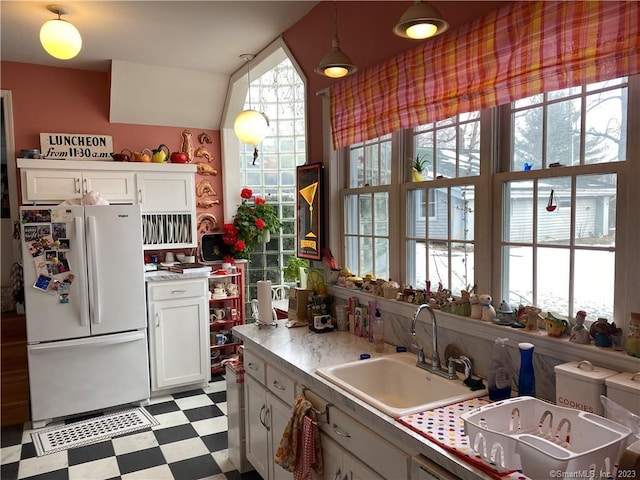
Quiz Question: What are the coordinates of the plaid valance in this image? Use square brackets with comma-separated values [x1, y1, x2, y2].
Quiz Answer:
[329, 1, 640, 150]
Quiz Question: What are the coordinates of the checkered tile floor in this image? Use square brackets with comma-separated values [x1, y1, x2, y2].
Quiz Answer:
[0, 375, 263, 480]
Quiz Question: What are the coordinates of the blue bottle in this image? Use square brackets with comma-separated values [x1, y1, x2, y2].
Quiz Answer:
[518, 342, 535, 397]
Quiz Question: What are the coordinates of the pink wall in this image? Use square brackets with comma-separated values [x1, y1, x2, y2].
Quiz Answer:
[0, 1, 507, 219]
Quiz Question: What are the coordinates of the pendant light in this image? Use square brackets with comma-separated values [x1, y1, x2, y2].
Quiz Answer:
[315, 1, 357, 79]
[393, 1, 448, 40]
[233, 54, 269, 165]
[39, 5, 82, 60]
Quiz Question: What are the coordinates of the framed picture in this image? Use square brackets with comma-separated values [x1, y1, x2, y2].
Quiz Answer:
[296, 163, 323, 260]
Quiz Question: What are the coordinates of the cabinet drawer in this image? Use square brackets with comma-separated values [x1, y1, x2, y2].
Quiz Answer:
[243, 350, 266, 385]
[266, 364, 295, 405]
[322, 406, 409, 479]
[148, 280, 206, 301]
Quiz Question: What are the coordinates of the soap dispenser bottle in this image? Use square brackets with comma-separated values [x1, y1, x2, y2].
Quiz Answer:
[488, 338, 512, 401]
[374, 308, 384, 353]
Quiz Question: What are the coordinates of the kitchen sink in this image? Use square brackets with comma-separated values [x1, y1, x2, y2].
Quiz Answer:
[315, 352, 487, 417]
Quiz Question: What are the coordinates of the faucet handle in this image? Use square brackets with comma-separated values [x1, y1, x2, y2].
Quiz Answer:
[410, 343, 426, 364]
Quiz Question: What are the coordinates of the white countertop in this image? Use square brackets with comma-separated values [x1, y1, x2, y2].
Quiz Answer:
[233, 320, 493, 480]
[144, 270, 211, 281]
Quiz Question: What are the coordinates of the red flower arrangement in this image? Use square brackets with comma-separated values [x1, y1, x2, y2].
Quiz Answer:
[222, 188, 282, 260]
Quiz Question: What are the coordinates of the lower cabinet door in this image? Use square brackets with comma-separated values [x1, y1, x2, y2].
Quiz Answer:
[315, 434, 383, 480]
[245, 374, 269, 479]
[269, 393, 293, 480]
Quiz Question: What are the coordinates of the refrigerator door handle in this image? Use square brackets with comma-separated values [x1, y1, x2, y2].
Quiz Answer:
[75, 215, 90, 327]
[86, 215, 102, 325]
[29, 331, 146, 351]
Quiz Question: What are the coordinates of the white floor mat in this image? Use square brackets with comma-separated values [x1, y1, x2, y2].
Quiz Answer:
[31, 407, 158, 456]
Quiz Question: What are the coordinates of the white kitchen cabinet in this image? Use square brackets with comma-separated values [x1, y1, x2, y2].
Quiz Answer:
[147, 278, 209, 392]
[317, 434, 382, 480]
[244, 350, 294, 480]
[136, 172, 194, 212]
[22, 169, 136, 204]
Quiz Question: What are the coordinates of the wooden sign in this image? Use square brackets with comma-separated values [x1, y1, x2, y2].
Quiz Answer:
[40, 133, 113, 161]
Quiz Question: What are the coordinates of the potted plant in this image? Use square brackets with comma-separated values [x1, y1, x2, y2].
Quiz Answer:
[283, 256, 309, 286]
[222, 188, 282, 259]
[411, 154, 428, 182]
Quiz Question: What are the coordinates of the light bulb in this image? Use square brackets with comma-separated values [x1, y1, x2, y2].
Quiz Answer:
[234, 110, 269, 145]
[324, 66, 348, 78]
[406, 23, 438, 39]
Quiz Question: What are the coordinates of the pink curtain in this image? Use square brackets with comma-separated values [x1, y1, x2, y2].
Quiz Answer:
[329, 1, 640, 150]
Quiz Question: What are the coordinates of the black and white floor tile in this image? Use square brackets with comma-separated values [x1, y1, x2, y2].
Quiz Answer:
[1, 375, 263, 480]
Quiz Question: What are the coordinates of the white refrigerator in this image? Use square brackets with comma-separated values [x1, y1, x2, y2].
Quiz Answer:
[20, 204, 150, 427]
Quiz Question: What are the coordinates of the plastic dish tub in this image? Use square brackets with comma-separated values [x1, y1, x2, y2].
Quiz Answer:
[461, 397, 632, 478]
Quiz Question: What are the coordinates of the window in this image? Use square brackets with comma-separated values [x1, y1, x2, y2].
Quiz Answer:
[343, 135, 392, 279]
[235, 54, 306, 301]
[336, 75, 636, 330]
[406, 113, 481, 296]
[499, 77, 628, 321]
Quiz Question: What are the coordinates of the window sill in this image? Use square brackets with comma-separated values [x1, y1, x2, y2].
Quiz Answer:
[329, 285, 640, 374]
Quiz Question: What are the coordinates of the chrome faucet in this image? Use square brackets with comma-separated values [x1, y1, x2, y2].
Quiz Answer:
[410, 304, 456, 379]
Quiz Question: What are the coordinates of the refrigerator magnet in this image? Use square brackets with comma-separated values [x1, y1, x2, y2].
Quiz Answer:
[51, 209, 73, 223]
[33, 274, 53, 293]
[21, 209, 51, 224]
[52, 223, 67, 240]
[57, 281, 70, 304]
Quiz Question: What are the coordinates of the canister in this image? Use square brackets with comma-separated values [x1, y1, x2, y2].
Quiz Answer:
[605, 372, 640, 416]
[554, 360, 618, 415]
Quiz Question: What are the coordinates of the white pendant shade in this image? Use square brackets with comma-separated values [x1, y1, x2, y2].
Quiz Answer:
[40, 18, 82, 60]
[315, 38, 357, 79]
[393, 1, 448, 40]
[234, 109, 269, 145]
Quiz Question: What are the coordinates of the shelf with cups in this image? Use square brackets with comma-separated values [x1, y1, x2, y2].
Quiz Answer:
[207, 262, 245, 375]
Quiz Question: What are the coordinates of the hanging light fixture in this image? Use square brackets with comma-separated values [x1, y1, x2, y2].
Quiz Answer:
[315, 1, 357, 79]
[233, 54, 269, 165]
[393, 1, 448, 40]
[39, 5, 82, 60]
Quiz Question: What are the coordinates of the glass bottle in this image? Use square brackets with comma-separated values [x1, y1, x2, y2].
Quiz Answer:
[517, 342, 535, 397]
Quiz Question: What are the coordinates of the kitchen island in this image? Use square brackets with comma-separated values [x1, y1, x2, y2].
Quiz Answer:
[233, 320, 501, 480]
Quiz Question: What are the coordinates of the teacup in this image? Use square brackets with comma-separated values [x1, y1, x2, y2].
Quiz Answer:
[213, 308, 226, 320]
[213, 288, 226, 297]
[216, 334, 229, 345]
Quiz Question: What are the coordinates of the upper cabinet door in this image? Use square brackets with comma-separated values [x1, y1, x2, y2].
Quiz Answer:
[137, 172, 195, 213]
[23, 170, 82, 203]
[82, 171, 136, 204]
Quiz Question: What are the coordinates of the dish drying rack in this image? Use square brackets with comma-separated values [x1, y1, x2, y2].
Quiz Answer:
[461, 397, 632, 479]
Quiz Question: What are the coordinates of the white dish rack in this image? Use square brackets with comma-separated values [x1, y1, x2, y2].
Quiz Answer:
[461, 397, 632, 478]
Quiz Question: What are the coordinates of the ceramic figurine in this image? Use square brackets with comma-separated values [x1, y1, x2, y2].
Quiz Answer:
[589, 317, 616, 347]
[470, 294, 482, 319]
[524, 305, 542, 331]
[625, 312, 640, 357]
[479, 294, 496, 322]
[544, 312, 569, 337]
[569, 310, 591, 344]
[495, 300, 516, 325]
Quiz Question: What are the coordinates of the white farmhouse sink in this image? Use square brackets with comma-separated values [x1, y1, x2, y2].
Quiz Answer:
[316, 352, 487, 417]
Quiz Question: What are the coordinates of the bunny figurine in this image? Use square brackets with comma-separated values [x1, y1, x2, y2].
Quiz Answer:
[479, 294, 496, 322]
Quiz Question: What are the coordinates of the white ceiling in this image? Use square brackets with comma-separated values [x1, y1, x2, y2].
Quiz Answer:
[0, 1, 318, 75]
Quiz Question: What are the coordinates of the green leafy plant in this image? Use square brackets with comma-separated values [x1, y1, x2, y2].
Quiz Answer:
[222, 188, 282, 259]
[412, 154, 427, 173]
[283, 256, 309, 283]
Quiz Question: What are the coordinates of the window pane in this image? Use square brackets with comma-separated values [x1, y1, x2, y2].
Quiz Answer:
[345, 235, 358, 273]
[547, 85, 581, 101]
[380, 141, 392, 185]
[428, 240, 449, 289]
[451, 186, 474, 241]
[428, 188, 448, 240]
[503, 245, 533, 306]
[537, 247, 570, 316]
[359, 194, 372, 235]
[415, 130, 435, 181]
[374, 192, 389, 236]
[349, 147, 364, 188]
[585, 87, 627, 164]
[513, 106, 542, 171]
[360, 236, 373, 275]
[514, 93, 543, 109]
[546, 98, 581, 166]
[458, 120, 480, 177]
[436, 126, 456, 178]
[574, 174, 616, 246]
[574, 249, 614, 319]
[504, 181, 533, 243]
[406, 189, 424, 237]
[344, 195, 358, 234]
[375, 237, 390, 280]
[407, 239, 426, 289]
[451, 242, 474, 295]
[537, 177, 571, 245]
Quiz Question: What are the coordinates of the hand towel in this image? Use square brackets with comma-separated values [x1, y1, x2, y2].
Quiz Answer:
[275, 394, 324, 476]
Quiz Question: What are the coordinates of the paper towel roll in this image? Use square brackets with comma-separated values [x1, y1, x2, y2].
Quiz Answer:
[257, 280, 273, 322]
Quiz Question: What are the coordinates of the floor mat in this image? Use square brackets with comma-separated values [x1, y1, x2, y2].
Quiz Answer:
[31, 407, 158, 456]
